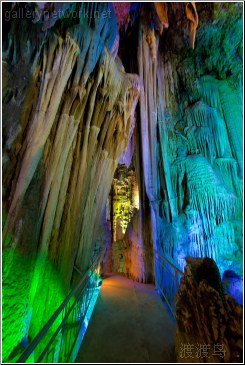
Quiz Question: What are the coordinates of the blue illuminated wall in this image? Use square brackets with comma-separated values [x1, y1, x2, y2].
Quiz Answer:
[136, 2, 243, 303]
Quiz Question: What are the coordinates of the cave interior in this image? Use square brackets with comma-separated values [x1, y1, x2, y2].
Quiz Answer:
[1, 1, 243, 363]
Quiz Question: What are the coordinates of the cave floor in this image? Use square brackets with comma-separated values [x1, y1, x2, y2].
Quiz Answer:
[75, 274, 176, 363]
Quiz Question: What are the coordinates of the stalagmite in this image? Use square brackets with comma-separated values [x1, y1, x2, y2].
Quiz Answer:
[2, 4, 140, 361]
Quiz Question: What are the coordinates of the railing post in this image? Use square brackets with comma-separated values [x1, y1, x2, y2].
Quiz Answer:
[154, 250, 183, 316]
[17, 255, 102, 363]
[174, 269, 179, 295]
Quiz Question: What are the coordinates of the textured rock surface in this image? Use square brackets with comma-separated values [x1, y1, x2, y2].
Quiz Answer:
[115, 2, 242, 289]
[2, 3, 139, 362]
[133, 2, 243, 282]
[124, 211, 148, 283]
[105, 164, 144, 280]
[175, 257, 243, 363]
[112, 165, 139, 241]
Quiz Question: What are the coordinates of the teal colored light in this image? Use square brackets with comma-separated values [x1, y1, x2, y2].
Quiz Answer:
[3, 243, 102, 363]
[70, 282, 102, 362]
[2, 248, 66, 363]
[2, 248, 33, 362]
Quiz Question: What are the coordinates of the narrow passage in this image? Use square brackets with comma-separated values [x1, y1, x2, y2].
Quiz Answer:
[76, 274, 176, 363]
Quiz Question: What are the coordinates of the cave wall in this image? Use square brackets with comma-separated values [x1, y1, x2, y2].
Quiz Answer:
[2, 3, 140, 361]
[152, 2, 243, 284]
[106, 163, 152, 283]
[110, 2, 243, 289]
[101, 3, 243, 288]
[102, 2, 243, 290]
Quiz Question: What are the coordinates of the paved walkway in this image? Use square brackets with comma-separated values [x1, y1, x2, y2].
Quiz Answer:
[75, 274, 176, 363]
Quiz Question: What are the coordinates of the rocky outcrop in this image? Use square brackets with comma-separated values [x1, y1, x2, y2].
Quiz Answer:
[175, 257, 243, 363]
[112, 165, 138, 241]
[124, 211, 151, 283]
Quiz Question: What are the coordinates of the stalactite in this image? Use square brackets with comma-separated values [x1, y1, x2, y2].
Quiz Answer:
[186, 155, 235, 226]
[199, 76, 223, 115]
[2, 5, 140, 361]
[146, 28, 157, 59]
[157, 61, 178, 220]
[4, 33, 79, 240]
[185, 2, 198, 49]
[149, 3, 242, 290]
[199, 75, 243, 177]
[187, 101, 232, 159]
[215, 158, 239, 192]
[112, 165, 136, 240]
[218, 81, 243, 178]
[138, 26, 159, 204]
[154, 2, 169, 30]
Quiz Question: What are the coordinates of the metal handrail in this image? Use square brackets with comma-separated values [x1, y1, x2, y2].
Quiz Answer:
[17, 256, 101, 363]
[154, 250, 183, 276]
[154, 249, 183, 317]
[36, 280, 87, 363]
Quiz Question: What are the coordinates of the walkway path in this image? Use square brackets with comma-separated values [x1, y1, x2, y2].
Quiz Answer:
[75, 274, 176, 363]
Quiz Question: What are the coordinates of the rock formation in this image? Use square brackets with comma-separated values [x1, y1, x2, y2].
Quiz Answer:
[106, 3, 242, 293]
[2, 3, 140, 362]
[175, 257, 243, 363]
